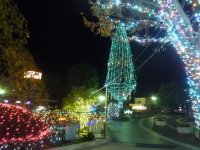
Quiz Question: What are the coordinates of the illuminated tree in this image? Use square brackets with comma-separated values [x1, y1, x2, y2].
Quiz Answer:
[62, 87, 98, 128]
[105, 23, 136, 102]
[0, 0, 47, 105]
[0, 0, 29, 98]
[84, 0, 200, 130]
[0, 0, 29, 46]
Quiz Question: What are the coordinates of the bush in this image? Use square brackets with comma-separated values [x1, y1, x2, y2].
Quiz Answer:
[87, 132, 95, 140]
[82, 132, 95, 141]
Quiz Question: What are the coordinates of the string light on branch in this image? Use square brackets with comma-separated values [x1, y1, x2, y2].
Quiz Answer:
[128, 35, 170, 44]
[107, 103, 119, 118]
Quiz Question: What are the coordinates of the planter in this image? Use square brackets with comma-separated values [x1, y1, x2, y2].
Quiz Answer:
[177, 126, 193, 134]
[65, 124, 79, 141]
[155, 120, 166, 126]
[89, 119, 104, 134]
[153, 117, 157, 123]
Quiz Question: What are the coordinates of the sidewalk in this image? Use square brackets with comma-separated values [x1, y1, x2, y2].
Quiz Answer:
[47, 138, 111, 150]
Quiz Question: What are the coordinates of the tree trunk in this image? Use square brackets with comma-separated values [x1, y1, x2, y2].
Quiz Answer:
[118, 108, 124, 119]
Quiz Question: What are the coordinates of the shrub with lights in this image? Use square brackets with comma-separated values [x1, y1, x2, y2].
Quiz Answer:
[62, 87, 99, 130]
[0, 103, 52, 149]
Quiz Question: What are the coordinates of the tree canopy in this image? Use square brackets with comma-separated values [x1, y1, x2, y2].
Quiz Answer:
[0, 0, 47, 105]
[63, 64, 100, 126]
[43, 73, 67, 102]
[67, 63, 99, 89]
[62, 87, 99, 127]
[62, 87, 97, 109]
[157, 82, 187, 112]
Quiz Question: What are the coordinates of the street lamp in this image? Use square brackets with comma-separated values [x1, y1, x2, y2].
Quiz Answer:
[151, 96, 157, 103]
[99, 95, 106, 117]
[151, 96, 158, 114]
[0, 89, 5, 95]
[0, 88, 5, 101]
[99, 95, 106, 102]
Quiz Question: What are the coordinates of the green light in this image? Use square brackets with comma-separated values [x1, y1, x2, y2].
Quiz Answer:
[0, 89, 5, 95]
[105, 23, 136, 102]
[99, 95, 106, 101]
[151, 96, 157, 101]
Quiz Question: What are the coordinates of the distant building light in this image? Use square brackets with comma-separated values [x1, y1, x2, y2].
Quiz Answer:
[15, 101, 21, 104]
[35, 106, 46, 112]
[4, 100, 9, 103]
[25, 101, 31, 105]
[131, 105, 147, 110]
[24, 71, 42, 80]
[124, 110, 132, 114]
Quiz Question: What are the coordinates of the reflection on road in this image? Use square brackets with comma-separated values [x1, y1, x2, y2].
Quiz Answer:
[106, 118, 171, 144]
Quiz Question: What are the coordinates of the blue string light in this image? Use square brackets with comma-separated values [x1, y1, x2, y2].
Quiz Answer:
[91, 0, 200, 129]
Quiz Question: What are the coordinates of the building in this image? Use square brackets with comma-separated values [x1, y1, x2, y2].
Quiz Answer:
[129, 97, 147, 111]
[24, 70, 48, 107]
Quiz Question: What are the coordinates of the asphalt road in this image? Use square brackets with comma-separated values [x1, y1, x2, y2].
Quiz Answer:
[88, 117, 198, 150]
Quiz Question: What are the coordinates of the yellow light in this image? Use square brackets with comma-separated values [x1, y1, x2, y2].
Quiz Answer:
[0, 89, 5, 95]
[24, 71, 42, 79]
[193, 3, 197, 7]
[99, 95, 106, 101]
[131, 105, 147, 110]
[58, 117, 66, 121]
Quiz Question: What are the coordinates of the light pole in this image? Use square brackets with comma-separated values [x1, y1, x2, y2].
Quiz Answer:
[98, 95, 107, 138]
[151, 96, 157, 114]
[99, 95, 106, 119]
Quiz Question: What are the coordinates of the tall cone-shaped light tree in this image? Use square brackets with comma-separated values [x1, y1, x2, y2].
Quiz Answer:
[105, 23, 136, 115]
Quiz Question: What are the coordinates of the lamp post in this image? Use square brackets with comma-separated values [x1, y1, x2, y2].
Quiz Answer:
[151, 96, 157, 114]
[98, 95, 107, 138]
[99, 95, 106, 119]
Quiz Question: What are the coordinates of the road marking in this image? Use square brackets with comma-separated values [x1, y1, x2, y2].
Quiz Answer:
[135, 143, 176, 149]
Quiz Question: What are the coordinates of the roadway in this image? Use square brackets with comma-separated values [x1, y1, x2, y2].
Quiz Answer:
[88, 117, 199, 150]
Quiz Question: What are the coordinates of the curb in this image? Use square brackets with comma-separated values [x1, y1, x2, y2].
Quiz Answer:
[47, 138, 111, 150]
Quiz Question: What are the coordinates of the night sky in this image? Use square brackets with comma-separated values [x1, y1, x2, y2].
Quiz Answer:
[14, 0, 187, 96]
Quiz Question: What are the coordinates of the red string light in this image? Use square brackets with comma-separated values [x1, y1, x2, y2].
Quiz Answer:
[0, 103, 51, 144]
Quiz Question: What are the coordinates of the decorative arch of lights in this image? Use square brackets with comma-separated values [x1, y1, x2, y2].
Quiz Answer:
[92, 0, 200, 128]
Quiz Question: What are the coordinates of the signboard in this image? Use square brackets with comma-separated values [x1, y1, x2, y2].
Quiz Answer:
[24, 71, 42, 79]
